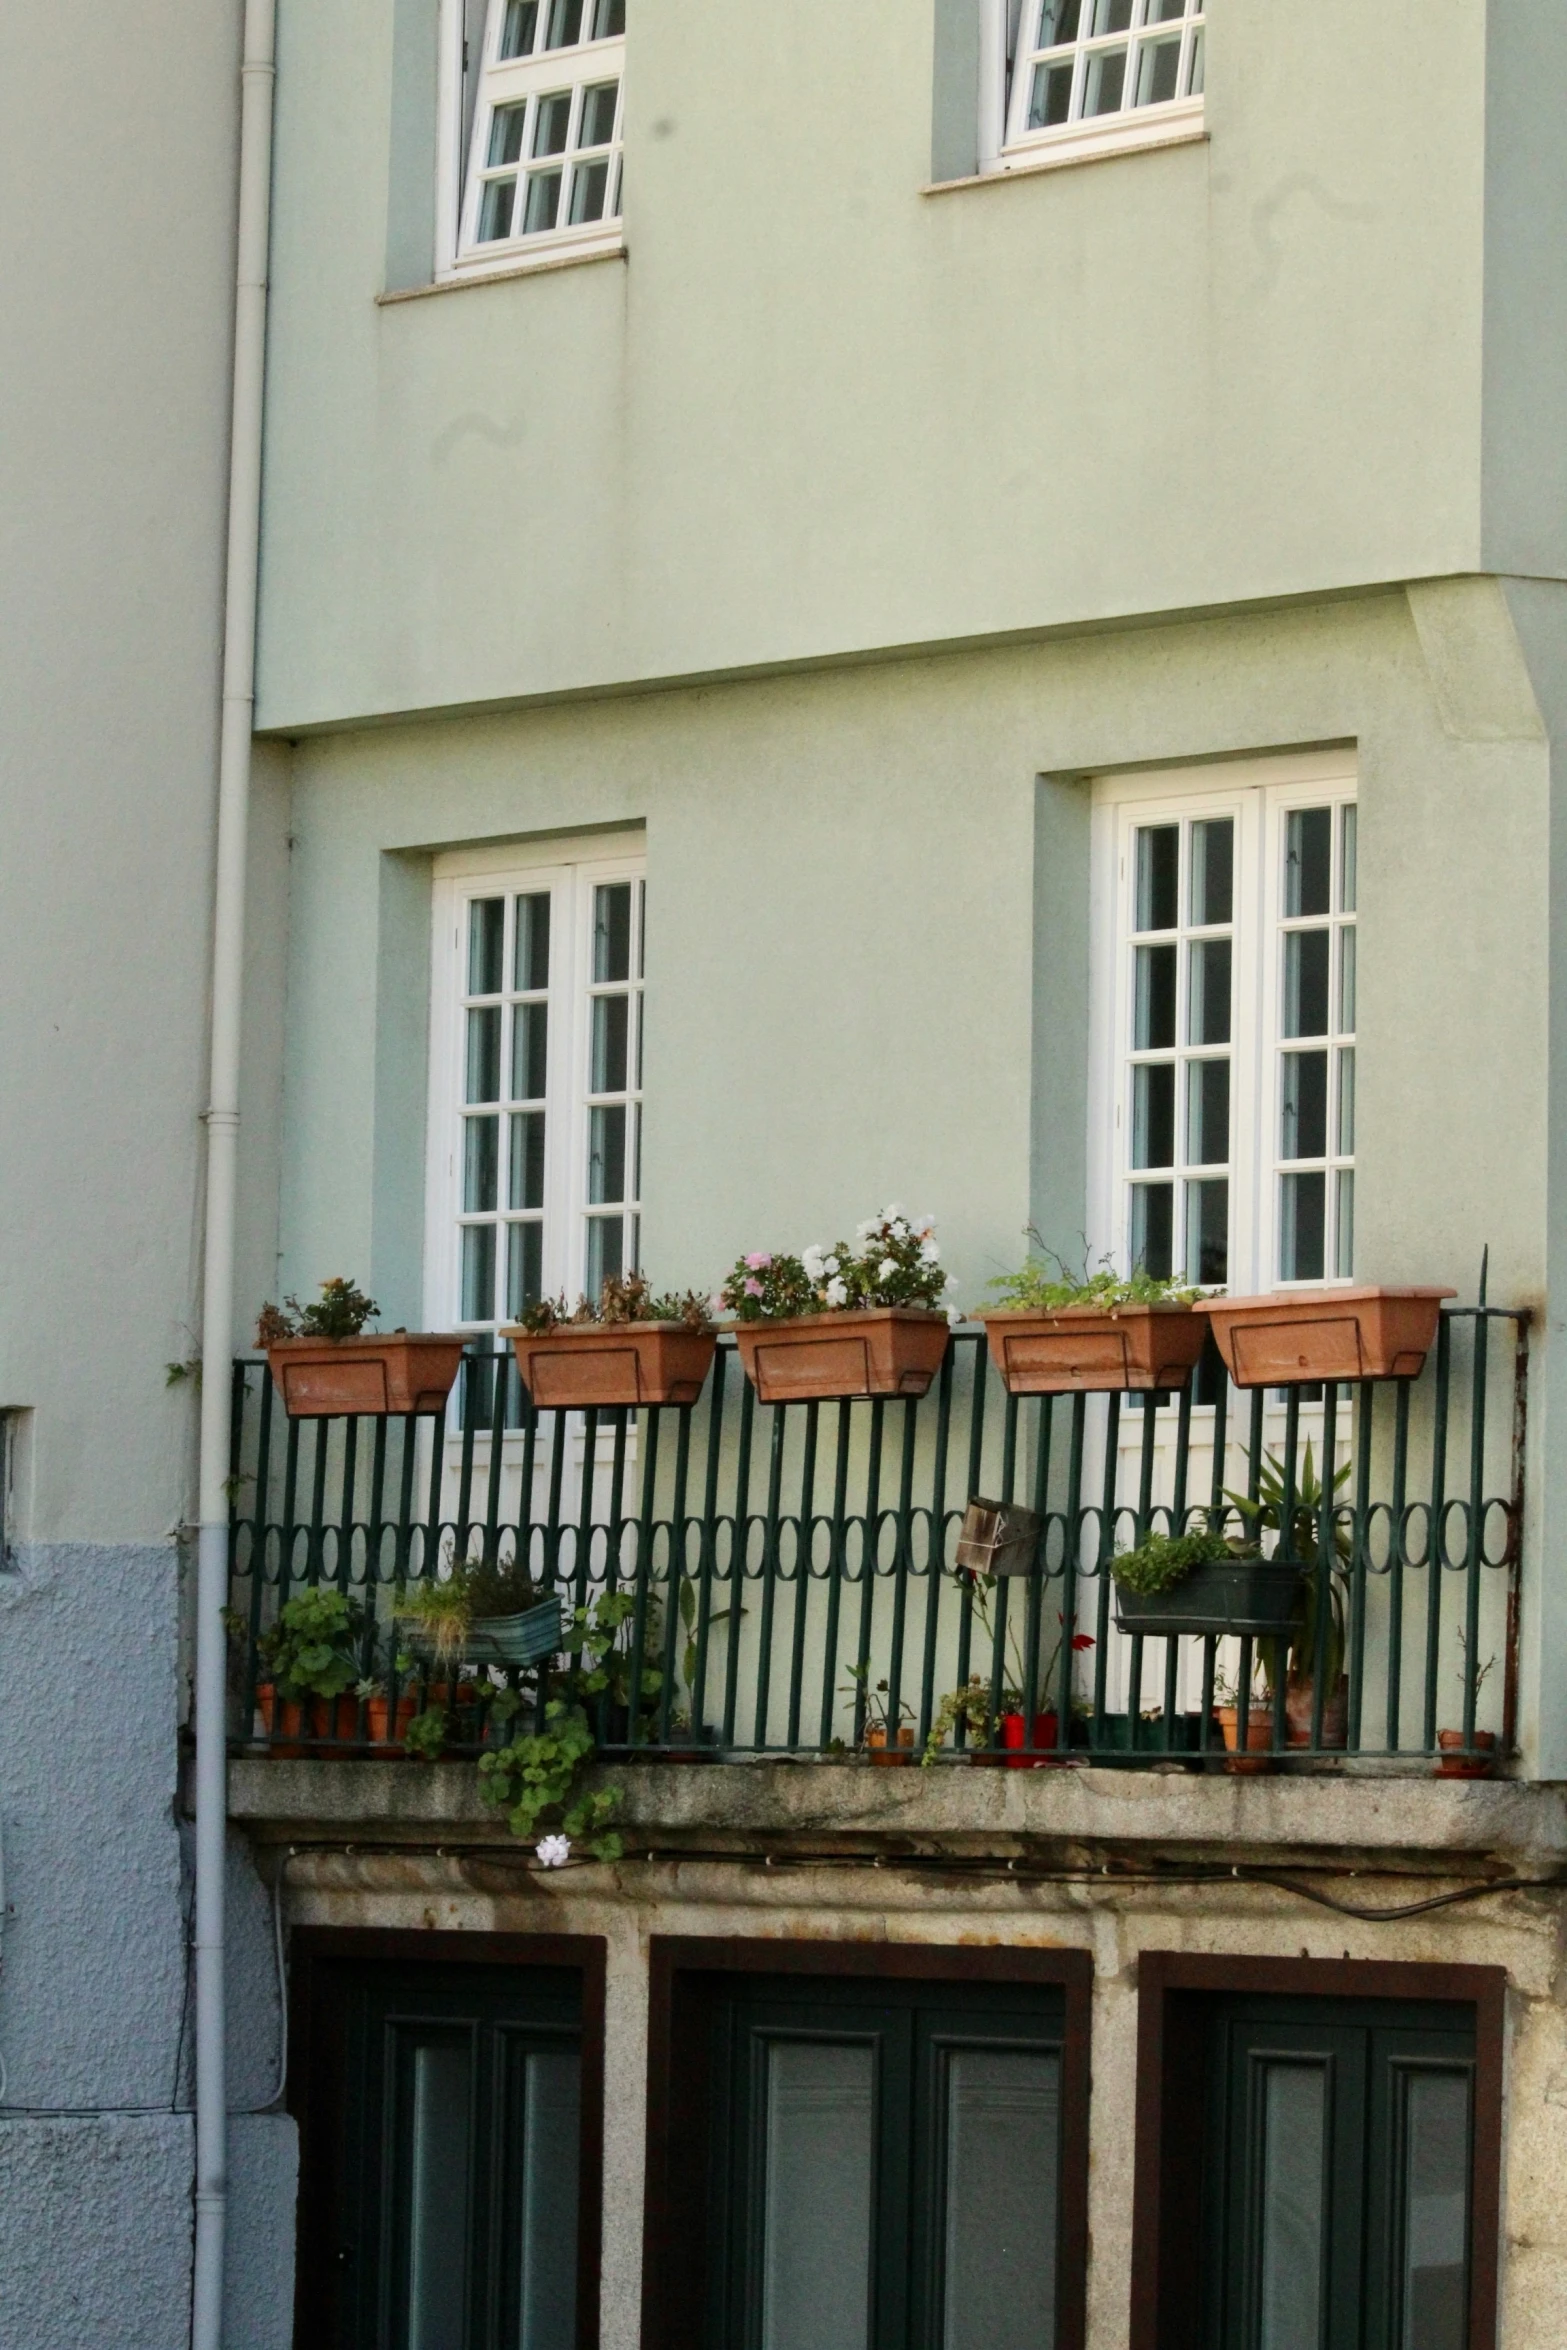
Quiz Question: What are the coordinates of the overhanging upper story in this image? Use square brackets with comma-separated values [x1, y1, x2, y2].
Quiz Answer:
[255, 0, 1567, 732]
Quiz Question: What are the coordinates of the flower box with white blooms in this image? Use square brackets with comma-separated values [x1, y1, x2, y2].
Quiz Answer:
[719, 1208, 958, 1404]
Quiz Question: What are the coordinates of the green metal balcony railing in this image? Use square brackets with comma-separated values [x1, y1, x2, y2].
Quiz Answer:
[226, 1302, 1527, 1771]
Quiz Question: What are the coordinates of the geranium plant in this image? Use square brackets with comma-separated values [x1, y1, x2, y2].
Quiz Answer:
[719, 1207, 959, 1322]
[256, 1276, 379, 1345]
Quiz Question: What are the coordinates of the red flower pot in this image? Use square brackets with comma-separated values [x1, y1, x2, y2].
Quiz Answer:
[999, 1710, 1068, 1768]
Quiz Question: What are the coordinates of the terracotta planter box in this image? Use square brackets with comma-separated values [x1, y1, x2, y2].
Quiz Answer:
[504, 1321, 717, 1410]
[256, 1685, 358, 1756]
[980, 1303, 1206, 1395]
[1197, 1287, 1454, 1388]
[1437, 1728, 1498, 1779]
[365, 1691, 418, 1753]
[734, 1309, 951, 1405]
[266, 1333, 466, 1419]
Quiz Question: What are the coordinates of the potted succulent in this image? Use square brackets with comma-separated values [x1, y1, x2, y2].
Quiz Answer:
[504, 1271, 717, 1410]
[1437, 1640, 1498, 1777]
[720, 1207, 958, 1404]
[258, 1277, 466, 1419]
[252, 1586, 369, 1754]
[1198, 1284, 1454, 1386]
[1112, 1527, 1298, 1639]
[979, 1240, 1207, 1395]
[395, 1556, 564, 1669]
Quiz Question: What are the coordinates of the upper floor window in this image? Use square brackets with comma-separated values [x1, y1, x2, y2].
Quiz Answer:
[453, 0, 625, 275]
[992, 0, 1205, 173]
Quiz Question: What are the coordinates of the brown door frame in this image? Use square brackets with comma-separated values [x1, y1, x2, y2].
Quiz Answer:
[640, 1933, 1094, 2350]
[1127, 1952, 1506, 2350]
[287, 1926, 607, 2350]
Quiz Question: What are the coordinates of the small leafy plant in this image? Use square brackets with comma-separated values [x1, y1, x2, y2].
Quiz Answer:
[395, 1556, 550, 1657]
[255, 1586, 368, 1701]
[986, 1233, 1203, 1313]
[476, 1591, 660, 1861]
[516, 1270, 713, 1337]
[840, 1661, 915, 1746]
[1112, 1526, 1243, 1597]
[719, 1207, 958, 1323]
[1224, 1441, 1350, 1693]
[256, 1277, 380, 1346]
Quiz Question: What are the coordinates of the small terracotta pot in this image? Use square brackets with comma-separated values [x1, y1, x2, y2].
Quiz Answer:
[981, 1304, 1207, 1395]
[1437, 1728, 1498, 1779]
[266, 1333, 466, 1418]
[734, 1309, 951, 1405]
[305, 1694, 361, 1751]
[866, 1724, 915, 1765]
[365, 1691, 418, 1753]
[256, 1682, 304, 1759]
[504, 1320, 717, 1410]
[1000, 1710, 1068, 1768]
[1284, 1674, 1349, 1751]
[1216, 1705, 1275, 1774]
[1197, 1288, 1454, 1388]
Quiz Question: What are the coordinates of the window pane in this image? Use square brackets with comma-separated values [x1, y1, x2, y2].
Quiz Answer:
[464, 1115, 499, 1213]
[1135, 825, 1179, 932]
[402, 2038, 472, 2350]
[1280, 1173, 1326, 1283]
[512, 1001, 549, 1102]
[942, 2048, 1059, 2350]
[589, 1104, 626, 1203]
[594, 0, 626, 34]
[569, 158, 610, 223]
[477, 178, 517, 242]
[1283, 929, 1331, 1038]
[1258, 2063, 1326, 2350]
[1340, 804, 1357, 913]
[501, 0, 540, 58]
[507, 1219, 544, 1317]
[593, 882, 633, 981]
[592, 993, 629, 1094]
[1336, 1048, 1355, 1156]
[1281, 1051, 1328, 1162]
[1134, 943, 1177, 1049]
[1188, 937, 1231, 1045]
[1028, 58, 1076, 125]
[1131, 1182, 1173, 1278]
[1039, 0, 1083, 42]
[523, 169, 563, 233]
[1134, 33, 1182, 105]
[533, 91, 572, 156]
[1190, 817, 1233, 926]
[1082, 46, 1128, 114]
[1133, 1062, 1175, 1170]
[518, 2048, 580, 2350]
[467, 1006, 502, 1103]
[1339, 926, 1356, 1033]
[580, 80, 618, 146]
[1186, 23, 1204, 94]
[1185, 1177, 1228, 1286]
[544, 0, 585, 45]
[1398, 2071, 1470, 2350]
[585, 1213, 624, 1297]
[1334, 1170, 1355, 1280]
[510, 1110, 547, 1211]
[1187, 1057, 1229, 1166]
[1286, 807, 1333, 917]
[1146, 0, 1187, 20]
[760, 2041, 873, 2350]
[468, 897, 505, 995]
[515, 891, 551, 992]
[462, 1224, 497, 1322]
[1088, 0, 1133, 32]
[488, 103, 528, 167]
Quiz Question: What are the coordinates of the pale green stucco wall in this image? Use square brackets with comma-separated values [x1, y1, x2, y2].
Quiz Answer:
[255, 0, 1494, 730]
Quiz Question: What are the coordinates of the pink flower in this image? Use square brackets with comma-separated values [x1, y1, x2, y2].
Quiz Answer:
[744, 1277, 764, 1297]
[745, 1252, 772, 1270]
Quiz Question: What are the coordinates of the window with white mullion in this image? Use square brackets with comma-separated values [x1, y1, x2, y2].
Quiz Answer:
[1272, 798, 1357, 1286]
[581, 877, 643, 1296]
[458, 0, 624, 266]
[1003, 0, 1204, 158]
[457, 883, 559, 1331]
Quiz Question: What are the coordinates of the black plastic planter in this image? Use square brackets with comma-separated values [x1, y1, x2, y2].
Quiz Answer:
[1114, 1558, 1302, 1638]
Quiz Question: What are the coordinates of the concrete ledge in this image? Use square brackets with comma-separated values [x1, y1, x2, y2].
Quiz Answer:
[227, 1758, 1567, 1870]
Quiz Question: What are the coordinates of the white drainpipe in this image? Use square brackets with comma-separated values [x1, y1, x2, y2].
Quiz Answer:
[193, 2, 276, 2343]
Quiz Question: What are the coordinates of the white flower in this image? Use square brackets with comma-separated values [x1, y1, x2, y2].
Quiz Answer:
[824, 1255, 840, 1275]
[920, 1238, 940, 1264]
[890, 1220, 909, 1240]
[916, 1214, 936, 1237]
[802, 1245, 826, 1281]
[825, 1276, 849, 1308]
[878, 1258, 898, 1283]
[536, 1834, 571, 1868]
[945, 1272, 959, 1292]
[945, 1303, 964, 1325]
[884, 1202, 906, 1221]
[855, 1218, 878, 1242]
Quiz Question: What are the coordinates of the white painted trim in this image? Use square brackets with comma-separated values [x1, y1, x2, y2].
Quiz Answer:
[1000, 90, 1204, 173]
[445, 0, 625, 281]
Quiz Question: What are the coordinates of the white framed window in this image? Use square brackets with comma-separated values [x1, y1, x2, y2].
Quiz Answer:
[992, 0, 1204, 176]
[1089, 754, 1357, 1298]
[439, 0, 625, 281]
[426, 838, 645, 1338]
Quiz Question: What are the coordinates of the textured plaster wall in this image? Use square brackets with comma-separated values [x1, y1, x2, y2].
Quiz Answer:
[0, 2114, 194, 2350]
[278, 1850, 1567, 2350]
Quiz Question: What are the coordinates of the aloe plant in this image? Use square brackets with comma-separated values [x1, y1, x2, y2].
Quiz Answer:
[1224, 1440, 1351, 1694]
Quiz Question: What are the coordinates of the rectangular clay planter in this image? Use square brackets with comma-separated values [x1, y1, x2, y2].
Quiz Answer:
[266, 1333, 466, 1418]
[1197, 1286, 1454, 1387]
[503, 1320, 717, 1410]
[1114, 1557, 1302, 1639]
[734, 1309, 951, 1405]
[980, 1303, 1207, 1395]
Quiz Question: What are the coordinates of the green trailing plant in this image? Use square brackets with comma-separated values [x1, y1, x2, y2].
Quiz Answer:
[719, 1209, 959, 1323]
[986, 1233, 1204, 1313]
[922, 1677, 996, 1765]
[256, 1276, 379, 1345]
[676, 1578, 744, 1721]
[1111, 1527, 1247, 1598]
[1224, 1441, 1350, 1695]
[517, 1270, 712, 1337]
[254, 1586, 368, 1702]
[476, 1591, 661, 1860]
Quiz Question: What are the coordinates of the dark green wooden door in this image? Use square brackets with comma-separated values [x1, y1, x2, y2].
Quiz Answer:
[705, 1973, 1067, 2350]
[326, 1960, 583, 2350]
[1200, 1995, 1475, 2350]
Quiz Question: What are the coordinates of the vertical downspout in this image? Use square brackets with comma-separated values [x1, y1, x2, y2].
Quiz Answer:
[193, 3, 275, 2344]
